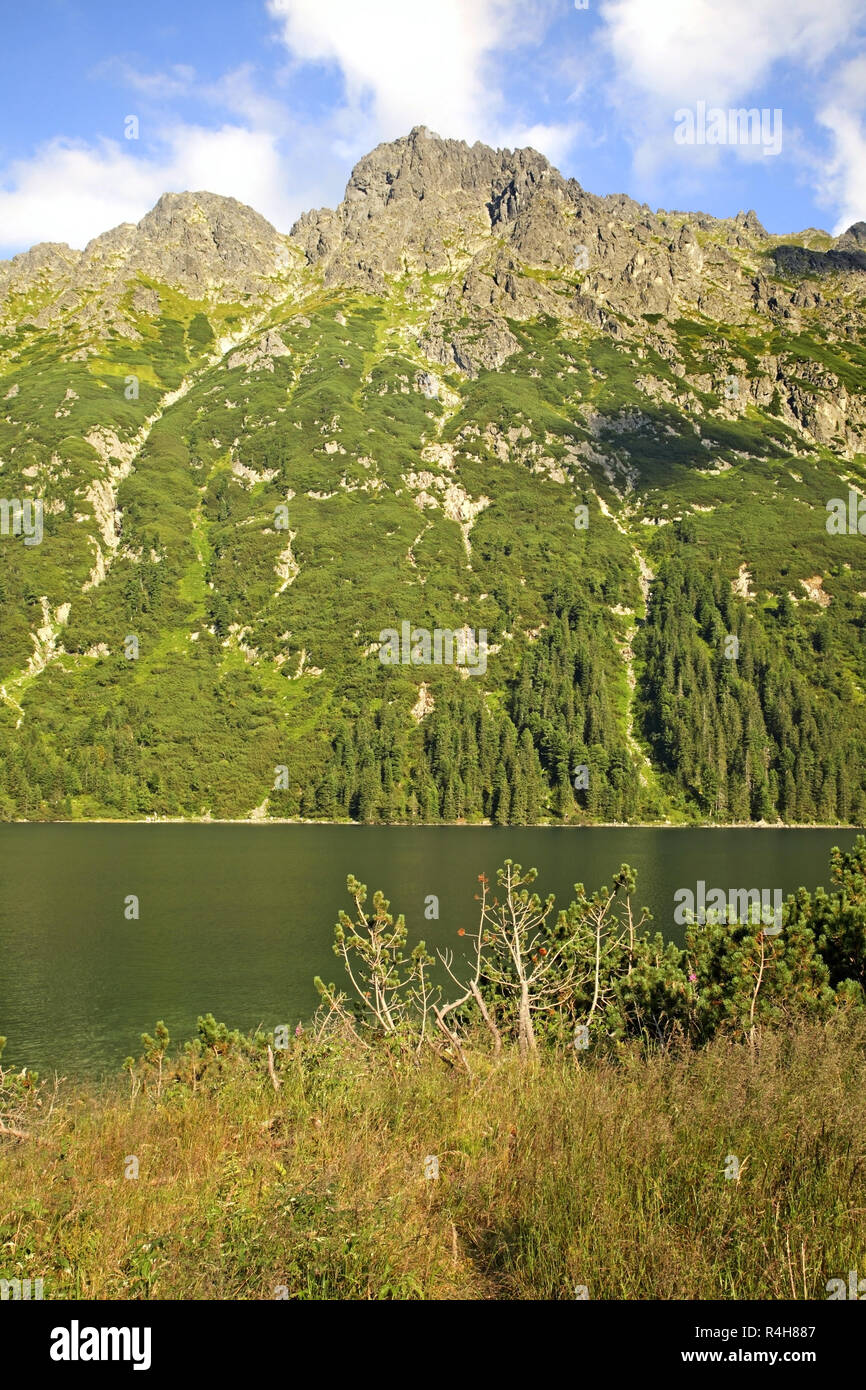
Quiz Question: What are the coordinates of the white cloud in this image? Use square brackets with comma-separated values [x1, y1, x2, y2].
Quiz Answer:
[0, 124, 299, 256]
[267, 0, 577, 162]
[599, 0, 861, 107]
[815, 56, 866, 233]
[0, 139, 160, 253]
[495, 122, 582, 168]
[91, 60, 197, 99]
[163, 123, 292, 217]
[203, 64, 293, 131]
[268, 0, 512, 139]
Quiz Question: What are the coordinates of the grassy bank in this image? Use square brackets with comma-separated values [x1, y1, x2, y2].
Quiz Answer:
[4, 841, 865, 1301]
[1, 1017, 864, 1300]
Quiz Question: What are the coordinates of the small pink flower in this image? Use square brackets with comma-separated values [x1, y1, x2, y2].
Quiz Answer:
[295, 1023, 303, 1036]
[688, 972, 698, 984]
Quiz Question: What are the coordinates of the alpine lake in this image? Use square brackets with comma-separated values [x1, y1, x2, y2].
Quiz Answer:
[0, 823, 861, 1078]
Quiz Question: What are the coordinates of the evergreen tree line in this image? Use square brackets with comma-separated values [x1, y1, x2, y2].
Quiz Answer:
[294, 584, 640, 823]
[3, 563, 864, 824]
[636, 552, 866, 823]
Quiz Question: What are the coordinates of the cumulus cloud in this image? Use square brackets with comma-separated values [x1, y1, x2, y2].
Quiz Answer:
[815, 55, 866, 234]
[599, 0, 861, 107]
[0, 124, 298, 255]
[268, 0, 502, 138]
[495, 122, 585, 169]
[267, 0, 578, 159]
[0, 139, 159, 252]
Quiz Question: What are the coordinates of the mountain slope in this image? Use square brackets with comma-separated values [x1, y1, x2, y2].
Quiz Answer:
[1, 127, 865, 823]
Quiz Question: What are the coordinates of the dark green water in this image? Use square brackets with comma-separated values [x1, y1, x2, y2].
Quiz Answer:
[0, 825, 860, 1078]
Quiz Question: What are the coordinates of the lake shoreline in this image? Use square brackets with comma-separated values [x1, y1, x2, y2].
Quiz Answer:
[5, 817, 865, 830]
[4, 822, 861, 1078]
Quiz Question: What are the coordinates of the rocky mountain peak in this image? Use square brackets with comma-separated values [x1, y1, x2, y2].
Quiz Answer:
[0, 191, 298, 341]
[0, 241, 82, 303]
[135, 190, 282, 261]
[343, 124, 554, 210]
[291, 129, 563, 290]
[734, 208, 766, 235]
[835, 221, 866, 251]
[98, 191, 293, 297]
[1, 130, 864, 376]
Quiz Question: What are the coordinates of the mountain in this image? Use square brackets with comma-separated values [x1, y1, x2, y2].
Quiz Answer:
[1, 126, 865, 824]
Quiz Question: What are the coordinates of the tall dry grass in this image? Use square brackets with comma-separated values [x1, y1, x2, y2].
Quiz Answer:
[1, 1017, 864, 1299]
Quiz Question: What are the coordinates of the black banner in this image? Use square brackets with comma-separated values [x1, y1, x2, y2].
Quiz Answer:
[4, 1297, 859, 1377]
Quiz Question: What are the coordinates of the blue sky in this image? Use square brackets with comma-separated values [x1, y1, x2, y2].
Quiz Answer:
[1, 0, 864, 257]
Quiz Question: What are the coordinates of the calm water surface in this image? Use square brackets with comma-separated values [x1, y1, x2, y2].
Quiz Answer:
[0, 825, 860, 1077]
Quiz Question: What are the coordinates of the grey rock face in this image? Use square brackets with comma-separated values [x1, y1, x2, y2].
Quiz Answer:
[0, 191, 298, 340]
[1, 128, 864, 452]
[285, 127, 865, 381]
[132, 192, 289, 295]
[834, 221, 866, 251]
[0, 241, 82, 306]
[291, 125, 558, 290]
[772, 239, 866, 277]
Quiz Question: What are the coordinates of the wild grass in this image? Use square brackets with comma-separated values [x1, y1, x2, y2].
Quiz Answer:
[1, 1015, 864, 1300]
